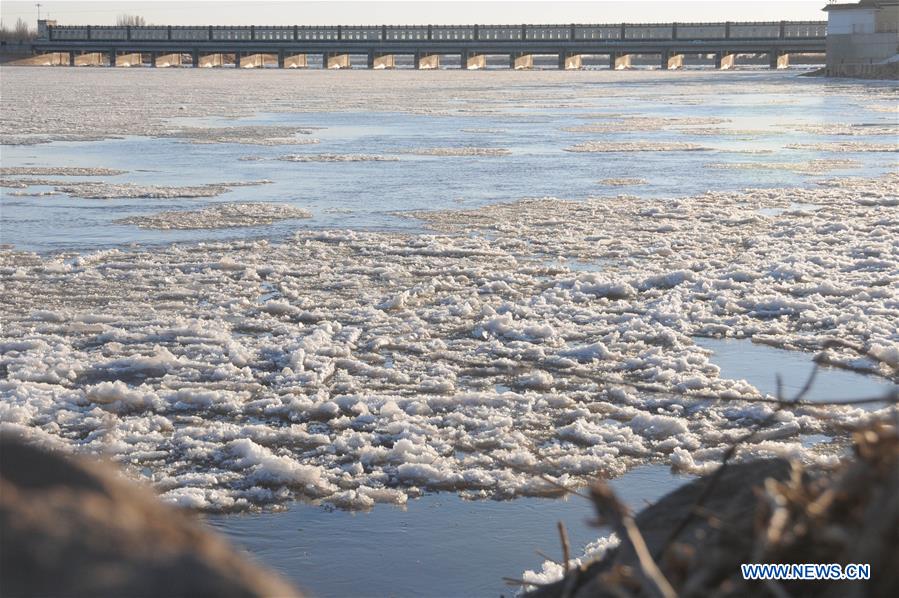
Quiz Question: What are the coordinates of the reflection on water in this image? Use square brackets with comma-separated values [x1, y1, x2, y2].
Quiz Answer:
[2, 73, 896, 253]
[694, 337, 897, 403]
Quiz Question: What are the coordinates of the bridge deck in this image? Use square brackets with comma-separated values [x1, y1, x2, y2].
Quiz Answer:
[30, 21, 827, 68]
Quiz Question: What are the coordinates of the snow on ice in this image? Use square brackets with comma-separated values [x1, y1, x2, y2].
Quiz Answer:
[2, 172, 896, 512]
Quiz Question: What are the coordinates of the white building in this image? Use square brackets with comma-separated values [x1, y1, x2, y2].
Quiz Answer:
[823, 0, 899, 75]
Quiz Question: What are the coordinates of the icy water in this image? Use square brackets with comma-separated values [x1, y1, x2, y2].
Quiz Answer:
[2, 71, 896, 253]
[208, 464, 684, 598]
[206, 338, 890, 597]
[2, 68, 897, 597]
[694, 337, 898, 404]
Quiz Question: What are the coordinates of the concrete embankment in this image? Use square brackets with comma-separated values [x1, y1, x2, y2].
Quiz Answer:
[825, 61, 899, 79]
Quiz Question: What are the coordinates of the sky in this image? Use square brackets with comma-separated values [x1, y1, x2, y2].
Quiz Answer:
[1, 0, 828, 27]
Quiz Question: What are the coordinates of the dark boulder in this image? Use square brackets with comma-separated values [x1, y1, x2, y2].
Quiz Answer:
[0, 434, 302, 598]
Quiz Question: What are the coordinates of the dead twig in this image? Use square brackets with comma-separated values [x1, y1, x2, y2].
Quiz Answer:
[821, 338, 899, 373]
[503, 576, 546, 587]
[493, 455, 593, 501]
[535, 550, 563, 567]
[558, 520, 582, 598]
[591, 481, 677, 598]
[558, 521, 572, 574]
[653, 363, 821, 563]
[791, 363, 819, 403]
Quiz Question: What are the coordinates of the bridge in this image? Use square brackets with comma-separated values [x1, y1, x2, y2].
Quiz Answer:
[30, 20, 826, 70]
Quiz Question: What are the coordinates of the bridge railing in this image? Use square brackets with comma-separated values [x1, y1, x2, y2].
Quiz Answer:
[41, 21, 827, 43]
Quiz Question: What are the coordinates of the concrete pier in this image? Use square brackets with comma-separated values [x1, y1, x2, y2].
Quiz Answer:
[114, 52, 143, 67]
[284, 53, 307, 68]
[613, 53, 632, 70]
[415, 53, 439, 69]
[73, 52, 108, 66]
[559, 53, 582, 69]
[662, 52, 684, 70]
[198, 53, 226, 67]
[511, 53, 533, 69]
[241, 53, 277, 68]
[368, 52, 395, 69]
[463, 51, 486, 70]
[153, 53, 182, 67]
[325, 53, 350, 69]
[715, 52, 736, 69]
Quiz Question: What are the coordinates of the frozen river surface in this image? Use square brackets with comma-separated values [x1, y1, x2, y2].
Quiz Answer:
[1, 68, 897, 595]
[2, 69, 896, 252]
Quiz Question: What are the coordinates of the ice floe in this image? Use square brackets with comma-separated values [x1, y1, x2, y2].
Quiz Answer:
[2, 68, 894, 146]
[786, 141, 897, 153]
[705, 159, 861, 175]
[460, 128, 507, 134]
[402, 147, 512, 157]
[563, 116, 729, 134]
[0, 167, 126, 176]
[116, 203, 312, 229]
[5, 190, 62, 197]
[521, 534, 620, 588]
[784, 123, 898, 136]
[565, 142, 709, 153]
[158, 125, 321, 146]
[52, 180, 272, 199]
[597, 178, 648, 187]
[1, 178, 77, 188]
[2, 172, 895, 513]
[1, 68, 897, 516]
[277, 154, 400, 162]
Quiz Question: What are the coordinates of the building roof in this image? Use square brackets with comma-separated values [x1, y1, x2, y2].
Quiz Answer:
[823, 0, 899, 10]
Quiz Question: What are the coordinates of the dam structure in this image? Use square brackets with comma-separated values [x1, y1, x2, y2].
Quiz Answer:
[31, 20, 827, 70]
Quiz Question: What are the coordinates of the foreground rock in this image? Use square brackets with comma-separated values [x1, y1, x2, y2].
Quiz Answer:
[0, 435, 302, 598]
[527, 424, 899, 597]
